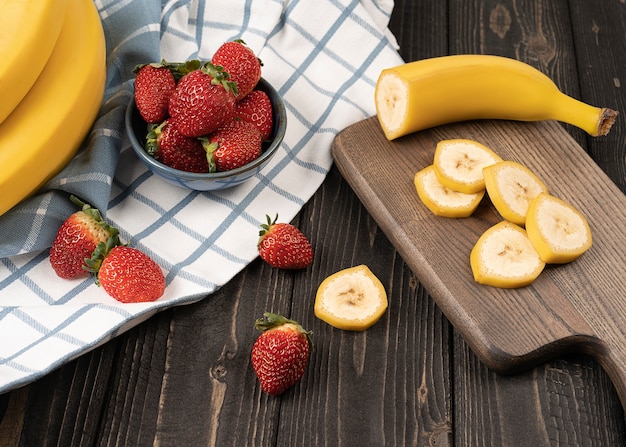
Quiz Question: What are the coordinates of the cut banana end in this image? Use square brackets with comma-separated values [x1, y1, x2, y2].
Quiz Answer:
[471, 221, 545, 288]
[414, 165, 485, 218]
[433, 139, 502, 194]
[315, 265, 388, 331]
[526, 192, 593, 263]
[483, 160, 549, 226]
[374, 71, 409, 140]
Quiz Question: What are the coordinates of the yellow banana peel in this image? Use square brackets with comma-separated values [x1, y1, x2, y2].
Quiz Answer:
[0, 0, 106, 217]
[0, 0, 69, 125]
[375, 54, 619, 140]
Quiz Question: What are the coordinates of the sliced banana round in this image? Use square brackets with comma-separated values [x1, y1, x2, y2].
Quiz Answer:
[483, 160, 549, 226]
[315, 265, 388, 331]
[414, 165, 485, 218]
[526, 192, 592, 264]
[433, 139, 502, 194]
[470, 221, 545, 288]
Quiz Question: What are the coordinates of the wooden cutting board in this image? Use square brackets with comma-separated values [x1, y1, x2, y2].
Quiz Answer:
[331, 116, 626, 407]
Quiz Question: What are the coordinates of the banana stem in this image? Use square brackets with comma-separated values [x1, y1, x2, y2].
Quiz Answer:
[552, 92, 618, 136]
[598, 108, 620, 136]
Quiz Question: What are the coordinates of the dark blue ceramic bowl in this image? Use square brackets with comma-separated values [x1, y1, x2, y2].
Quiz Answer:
[125, 77, 286, 191]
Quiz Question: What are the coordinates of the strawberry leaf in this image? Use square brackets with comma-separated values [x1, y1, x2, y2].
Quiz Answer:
[200, 61, 239, 97]
[145, 122, 165, 157]
[254, 312, 313, 350]
[199, 137, 219, 173]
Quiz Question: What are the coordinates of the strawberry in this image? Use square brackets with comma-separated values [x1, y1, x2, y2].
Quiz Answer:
[168, 63, 238, 137]
[203, 120, 262, 172]
[145, 120, 209, 173]
[257, 214, 313, 269]
[251, 312, 312, 396]
[234, 90, 274, 141]
[133, 63, 177, 124]
[49, 196, 120, 279]
[212, 40, 262, 99]
[89, 245, 165, 303]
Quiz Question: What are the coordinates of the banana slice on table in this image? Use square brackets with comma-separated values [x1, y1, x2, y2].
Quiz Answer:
[470, 221, 545, 288]
[315, 265, 388, 331]
[414, 165, 485, 217]
[433, 139, 502, 194]
[526, 192, 593, 264]
[483, 160, 549, 226]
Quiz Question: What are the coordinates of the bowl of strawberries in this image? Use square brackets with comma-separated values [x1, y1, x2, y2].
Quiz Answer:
[125, 41, 286, 191]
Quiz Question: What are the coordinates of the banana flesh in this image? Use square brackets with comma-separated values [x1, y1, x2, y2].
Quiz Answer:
[526, 192, 592, 264]
[315, 265, 388, 331]
[0, 0, 106, 217]
[470, 221, 545, 288]
[414, 165, 485, 218]
[433, 139, 502, 194]
[483, 161, 549, 226]
[375, 54, 619, 140]
[0, 0, 69, 125]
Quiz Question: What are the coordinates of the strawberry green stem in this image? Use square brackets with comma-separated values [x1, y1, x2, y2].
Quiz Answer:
[258, 213, 279, 242]
[199, 137, 219, 172]
[200, 61, 239, 97]
[133, 59, 202, 81]
[145, 121, 166, 157]
[69, 195, 123, 275]
[254, 312, 313, 351]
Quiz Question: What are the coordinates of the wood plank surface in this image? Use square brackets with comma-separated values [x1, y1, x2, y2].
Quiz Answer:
[1, 1, 625, 446]
[569, 1, 626, 192]
[332, 114, 626, 396]
[436, 1, 626, 446]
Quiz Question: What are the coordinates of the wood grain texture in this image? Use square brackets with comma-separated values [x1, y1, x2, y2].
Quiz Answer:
[285, 165, 454, 447]
[333, 113, 626, 394]
[440, 3, 626, 445]
[568, 1, 626, 193]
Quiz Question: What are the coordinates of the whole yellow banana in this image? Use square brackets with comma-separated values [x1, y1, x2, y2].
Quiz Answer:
[0, 0, 69, 125]
[375, 55, 618, 140]
[0, 0, 106, 217]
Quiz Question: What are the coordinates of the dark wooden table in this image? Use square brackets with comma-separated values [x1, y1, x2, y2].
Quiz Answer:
[1, 1, 625, 446]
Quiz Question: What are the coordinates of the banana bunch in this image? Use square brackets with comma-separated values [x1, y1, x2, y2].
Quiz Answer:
[0, 0, 107, 217]
[0, 0, 69, 125]
[375, 54, 618, 140]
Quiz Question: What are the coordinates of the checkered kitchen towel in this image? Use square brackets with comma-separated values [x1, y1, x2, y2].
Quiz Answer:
[0, 0, 403, 392]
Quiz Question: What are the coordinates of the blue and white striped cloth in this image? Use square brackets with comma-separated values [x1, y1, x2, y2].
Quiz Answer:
[0, 0, 402, 392]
